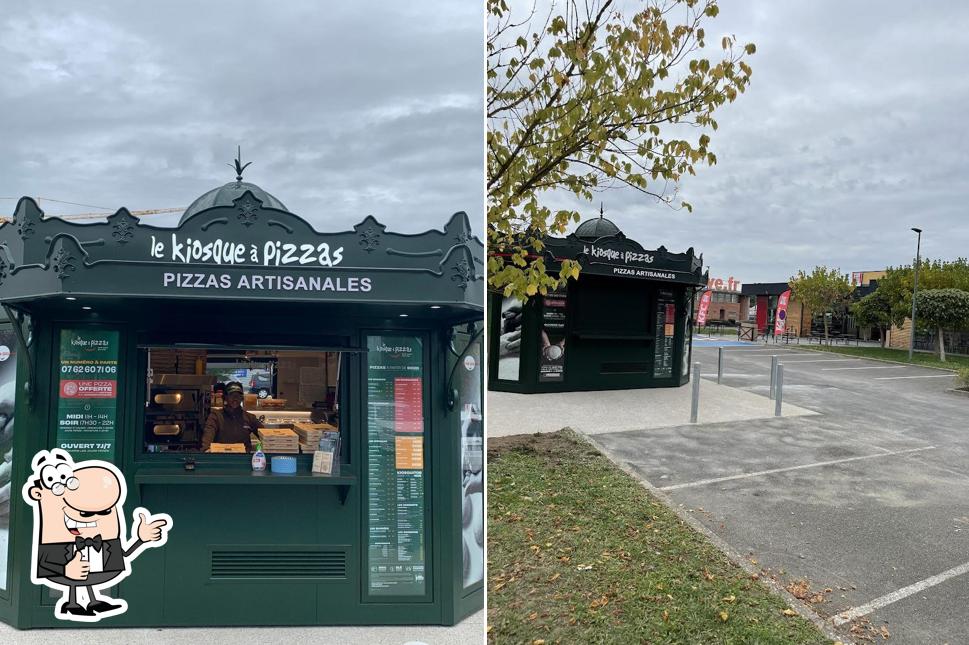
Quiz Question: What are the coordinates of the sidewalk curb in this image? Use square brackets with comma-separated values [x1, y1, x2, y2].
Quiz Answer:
[580, 429, 851, 645]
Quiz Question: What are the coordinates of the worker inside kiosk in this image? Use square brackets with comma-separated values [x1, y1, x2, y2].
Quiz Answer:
[201, 381, 261, 452]
[144, 348, 341, 455]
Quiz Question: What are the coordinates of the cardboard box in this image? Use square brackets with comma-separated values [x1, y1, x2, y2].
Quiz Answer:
[209, 443, 247, 453]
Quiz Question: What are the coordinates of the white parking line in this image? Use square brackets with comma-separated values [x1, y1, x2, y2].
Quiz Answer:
[657, 446, 936, 491]
[821, 366, 910, 371]
[874, 374, 955, 380]
[775, 359, 861, 364]
[834, 560, 969, 626]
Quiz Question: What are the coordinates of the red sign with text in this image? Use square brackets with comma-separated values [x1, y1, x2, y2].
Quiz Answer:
[60, 380, 117, 399]
[696, 290, 712, 325]
[394, 377, 424, 433]
[774, 290, 791, 335]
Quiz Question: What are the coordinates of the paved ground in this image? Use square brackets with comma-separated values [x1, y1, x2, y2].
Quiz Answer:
[591, 343, 967, 643]
[0, 610, 483, 645]
[489, 380, 815, 438]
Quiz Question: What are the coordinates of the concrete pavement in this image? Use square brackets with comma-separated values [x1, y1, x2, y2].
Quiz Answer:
[0, 610, 484, 645]
[488, 375, 815, 438]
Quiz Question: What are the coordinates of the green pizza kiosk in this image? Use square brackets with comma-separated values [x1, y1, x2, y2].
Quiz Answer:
[0, 172, 483, 628]
[489, 215, 707, 393]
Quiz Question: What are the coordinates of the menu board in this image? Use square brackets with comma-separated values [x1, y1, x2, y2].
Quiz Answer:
[538, 287, 567, 383]
[653, 294, 675, 378]
[366, 335, 426, 596]
[55, 329, 120, 461]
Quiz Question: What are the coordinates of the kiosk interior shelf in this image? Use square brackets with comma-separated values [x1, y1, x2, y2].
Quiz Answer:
[134, 468, 357, 504]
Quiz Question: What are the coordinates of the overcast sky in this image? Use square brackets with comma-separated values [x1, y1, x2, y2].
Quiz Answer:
[0, 2, 483, 233]
[535, 1, 969, 285]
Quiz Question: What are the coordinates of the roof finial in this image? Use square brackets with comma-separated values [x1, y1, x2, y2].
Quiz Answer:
[228, 146, 252, 183]
[600, 202, 604, 218]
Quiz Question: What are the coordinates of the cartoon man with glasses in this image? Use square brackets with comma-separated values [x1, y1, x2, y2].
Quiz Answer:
[22, 449, 171, 621]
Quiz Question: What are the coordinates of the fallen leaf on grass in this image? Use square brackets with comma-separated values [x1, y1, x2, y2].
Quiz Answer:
[532, 640, 545, 645]
[722, 594, 736, 603]
[781, 608, 797, 617]
[528, 612, 538, 621]
[576, 564, 593, 571]
[702, 569, 715, 581]
[719, 611, 729, 622]
[662, 610, 669, 622]
[589, 596, 609, 609]
[548, 573, 560, 582]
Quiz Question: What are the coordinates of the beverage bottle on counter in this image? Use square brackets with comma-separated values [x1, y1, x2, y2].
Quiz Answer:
[251, 441, 267, 471]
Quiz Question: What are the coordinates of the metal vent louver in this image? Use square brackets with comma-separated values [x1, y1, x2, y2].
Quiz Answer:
[210, 549, 347, 580]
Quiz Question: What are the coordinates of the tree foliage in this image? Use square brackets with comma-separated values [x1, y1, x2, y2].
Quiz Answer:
[872, 258, 969, 330]
[788, 266, 853, 341]
[914, 288, 969, 361]
[851, 290, 892, 347]
[488, 0, 755, 299]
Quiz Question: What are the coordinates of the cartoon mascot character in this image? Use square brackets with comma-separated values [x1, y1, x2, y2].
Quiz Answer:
[22, 449, 171, 621]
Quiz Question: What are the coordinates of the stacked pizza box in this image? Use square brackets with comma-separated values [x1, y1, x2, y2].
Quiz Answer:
[256, 428, 299, 454]
[293, 422, 336, 453]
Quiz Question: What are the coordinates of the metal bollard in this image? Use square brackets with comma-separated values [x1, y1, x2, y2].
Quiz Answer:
[717, 347, 724, 384]
[690, 361, 701, 423]
[769, 355, 779, 399]
[774, 364, 784, 417]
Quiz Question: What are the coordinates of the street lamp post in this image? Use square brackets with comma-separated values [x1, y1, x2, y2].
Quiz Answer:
[908, 227, 922, 361]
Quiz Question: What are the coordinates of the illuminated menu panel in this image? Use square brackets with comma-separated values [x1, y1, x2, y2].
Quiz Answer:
[55, 329, 120, 461]
[653, 294, 675, 378]
[366, 335, 426, 596]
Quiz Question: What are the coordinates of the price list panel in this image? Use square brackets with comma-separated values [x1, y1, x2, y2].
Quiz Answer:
[653, 294, 675, 378]
[366, 335, 427, 596]
[55, 329, 121, 461]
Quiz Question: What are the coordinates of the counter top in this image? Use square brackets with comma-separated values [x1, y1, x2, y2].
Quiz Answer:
[134, 468, 356, 503]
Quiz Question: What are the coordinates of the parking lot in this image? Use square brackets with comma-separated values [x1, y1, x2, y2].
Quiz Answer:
[593, 342, 967, 643]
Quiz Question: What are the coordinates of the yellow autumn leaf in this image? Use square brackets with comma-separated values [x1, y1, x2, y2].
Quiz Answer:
[781, 608, 797, 617]
[718, 611, 729, 622]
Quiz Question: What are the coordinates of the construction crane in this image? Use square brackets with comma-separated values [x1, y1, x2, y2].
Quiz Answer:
[0, 206, 185, 223]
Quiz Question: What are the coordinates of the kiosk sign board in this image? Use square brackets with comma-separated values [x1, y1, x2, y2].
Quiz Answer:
[366, 335, 427, 596]
[538, 287, 568, 382]
[55, 329, 120, 461]
[653, 292, 676, 378]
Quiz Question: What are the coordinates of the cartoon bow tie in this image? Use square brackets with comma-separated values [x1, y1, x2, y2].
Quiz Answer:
[74, 535, 103, 552]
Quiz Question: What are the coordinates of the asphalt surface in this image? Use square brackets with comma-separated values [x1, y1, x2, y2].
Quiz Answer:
[594, 342, 968, 644]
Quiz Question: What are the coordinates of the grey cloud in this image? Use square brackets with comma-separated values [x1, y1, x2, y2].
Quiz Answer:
[545, 0, 969, 283]
[0, 1, 483, 234]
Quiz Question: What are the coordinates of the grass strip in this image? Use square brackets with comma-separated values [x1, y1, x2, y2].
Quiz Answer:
[794, 343, 969, 371]
[487, 430, 831, 644]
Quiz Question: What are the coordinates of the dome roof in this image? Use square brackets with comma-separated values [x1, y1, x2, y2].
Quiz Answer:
[179, 180, 289, 224]
[574, 216, 621, 241]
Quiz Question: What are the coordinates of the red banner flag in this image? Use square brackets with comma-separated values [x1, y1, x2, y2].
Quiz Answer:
[696, 290, 712, 326]
[774, 290, 792, 335]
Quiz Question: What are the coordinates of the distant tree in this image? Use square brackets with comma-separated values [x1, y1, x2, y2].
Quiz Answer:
[871, 258, 969, 336]
[488, 0, 756, 299]
[851, 290, 893, 348]
[788, 267, 854, 342]
[914, 288, 969, 362]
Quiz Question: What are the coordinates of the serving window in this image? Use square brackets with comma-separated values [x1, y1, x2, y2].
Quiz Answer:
[141, 347, 343, 456]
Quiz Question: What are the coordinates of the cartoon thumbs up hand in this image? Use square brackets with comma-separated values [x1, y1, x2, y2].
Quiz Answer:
[134, 509, 171, 544]
[65, 550, 90, 580]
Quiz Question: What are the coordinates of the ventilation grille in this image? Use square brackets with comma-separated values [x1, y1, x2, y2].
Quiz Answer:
[600, 362, 649, 374]
[211, 549, 347, 580]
